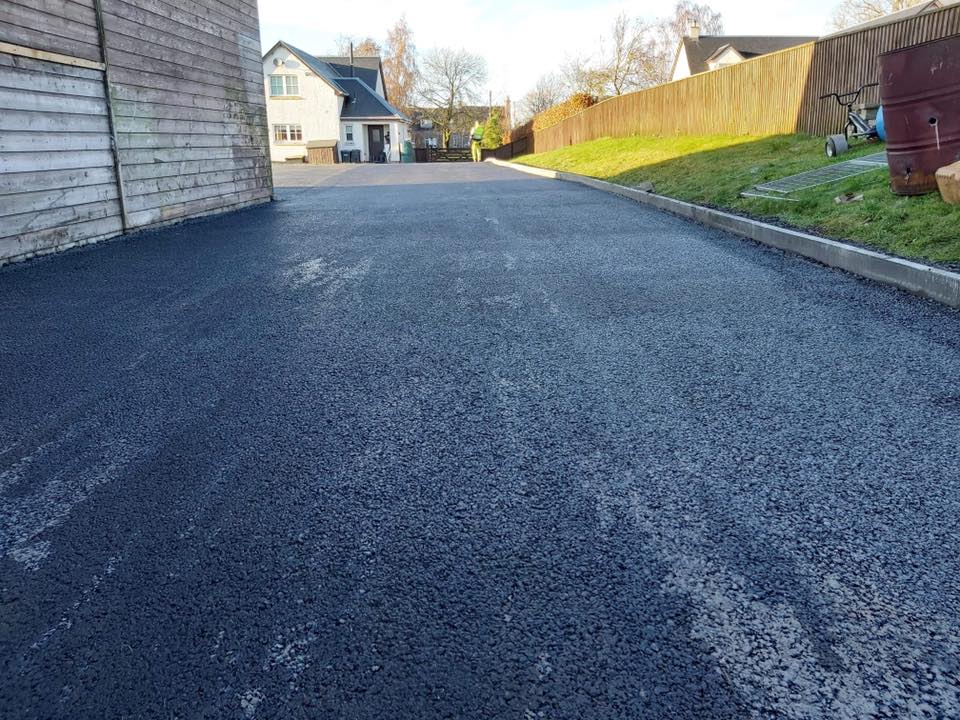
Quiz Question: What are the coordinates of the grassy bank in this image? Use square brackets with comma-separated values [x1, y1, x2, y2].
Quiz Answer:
[516, 134, 960, 265]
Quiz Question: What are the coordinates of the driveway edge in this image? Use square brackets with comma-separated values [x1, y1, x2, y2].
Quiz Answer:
[488, 158, 960, 310]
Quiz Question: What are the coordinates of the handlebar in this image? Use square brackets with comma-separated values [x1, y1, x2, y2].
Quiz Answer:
[819, 82, 879, 106]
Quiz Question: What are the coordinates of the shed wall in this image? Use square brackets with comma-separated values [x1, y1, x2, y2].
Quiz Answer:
[102, 0, 272, 230]
[0, 0, 272, 264]
[0, 0, 103, 63]
[0, 52, 123, 261]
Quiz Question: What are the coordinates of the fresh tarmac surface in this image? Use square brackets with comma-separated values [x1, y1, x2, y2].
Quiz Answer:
[2, 162, 960, 719]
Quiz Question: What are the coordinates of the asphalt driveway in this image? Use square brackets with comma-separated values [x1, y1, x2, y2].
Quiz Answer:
[2, 162, 960, 719]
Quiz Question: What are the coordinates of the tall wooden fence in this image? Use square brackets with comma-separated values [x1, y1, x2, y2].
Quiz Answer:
[520, 4, 960, 156]
[799, 6, 960, 134]
[0, 0, 271, 264]
[483, 134, 532, 161]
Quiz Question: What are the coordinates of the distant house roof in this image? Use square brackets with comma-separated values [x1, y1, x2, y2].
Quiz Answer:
[823, 0, 950, 37]
[338, 77, 407, 120]
[675, 35, 816, 76]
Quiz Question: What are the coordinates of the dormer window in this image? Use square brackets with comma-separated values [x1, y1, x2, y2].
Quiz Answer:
[269, 75, 299, 97]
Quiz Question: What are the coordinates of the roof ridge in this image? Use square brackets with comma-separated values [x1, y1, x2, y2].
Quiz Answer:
[275, 41, 347, 95]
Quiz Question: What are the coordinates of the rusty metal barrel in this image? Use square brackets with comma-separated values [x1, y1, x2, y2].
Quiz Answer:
[879, 33, 960, 195]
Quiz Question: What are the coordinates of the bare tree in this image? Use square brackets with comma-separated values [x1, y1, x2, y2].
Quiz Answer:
[665, 0, 723, 38]
[335, 35, 382, 56]
[561, 14, 655, 97]
[382, 16, 418, 113]
[645, 2, 724, 85]
[560, 55, 611, 97]
[517, 73, 565, 122]
[607, 13, 650, 95]
[562, 3, 725, 98]
[417, 48, 487, 147]
[831, 0, 924, 29]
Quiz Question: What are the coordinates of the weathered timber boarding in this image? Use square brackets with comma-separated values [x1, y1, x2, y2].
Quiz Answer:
[102, 0, 271, 230]
[0, 0, 271, 264]
[522, 4, 960, 156]
[0, 50, 123, 261]
[0, 0, 103, 64]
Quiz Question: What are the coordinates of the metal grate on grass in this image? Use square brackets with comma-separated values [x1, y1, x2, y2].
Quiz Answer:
[747, 152, 888, 197]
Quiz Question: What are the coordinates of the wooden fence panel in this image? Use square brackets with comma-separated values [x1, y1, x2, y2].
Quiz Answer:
[530, 43, 815, 155]
[523, 5, 960, 155]
[798, 5, 960, 134]
[427, 147, 472, 162]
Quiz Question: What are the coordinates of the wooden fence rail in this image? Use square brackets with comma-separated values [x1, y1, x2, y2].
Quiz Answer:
[516, 5, 960, 156]
[428, 147, 473, 162]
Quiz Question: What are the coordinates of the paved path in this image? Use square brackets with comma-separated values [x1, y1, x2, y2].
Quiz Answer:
[2, 162, 960, 719]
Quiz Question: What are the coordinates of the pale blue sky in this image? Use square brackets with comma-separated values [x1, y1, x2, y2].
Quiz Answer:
[258, 0, 839, 102]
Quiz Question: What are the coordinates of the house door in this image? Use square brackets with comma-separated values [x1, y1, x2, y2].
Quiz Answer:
[367, 125, 384, 162]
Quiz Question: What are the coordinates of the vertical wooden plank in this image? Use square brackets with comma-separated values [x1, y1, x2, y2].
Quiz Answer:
[92, 0, 129, 230]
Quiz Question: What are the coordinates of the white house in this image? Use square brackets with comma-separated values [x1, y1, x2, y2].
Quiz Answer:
[670, 25, 817, 81]
[263, 41, 409, 163]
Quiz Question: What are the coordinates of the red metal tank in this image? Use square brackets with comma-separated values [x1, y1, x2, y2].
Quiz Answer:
[879, 33, 960, 195]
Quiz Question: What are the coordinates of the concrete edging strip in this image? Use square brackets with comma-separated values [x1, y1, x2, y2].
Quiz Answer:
[488, 158, 960, 310]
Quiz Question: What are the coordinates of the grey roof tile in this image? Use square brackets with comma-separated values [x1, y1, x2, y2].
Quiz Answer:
[337, 77, 407, 120]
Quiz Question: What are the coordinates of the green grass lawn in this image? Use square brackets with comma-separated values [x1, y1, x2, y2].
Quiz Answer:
[516, 134, 960, 266]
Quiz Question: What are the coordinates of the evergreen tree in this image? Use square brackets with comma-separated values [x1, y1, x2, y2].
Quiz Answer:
[482, 108, 503, 149]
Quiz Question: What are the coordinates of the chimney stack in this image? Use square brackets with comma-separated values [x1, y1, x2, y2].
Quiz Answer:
[688, 22, 700, 41]
[349, 41, 354, 77]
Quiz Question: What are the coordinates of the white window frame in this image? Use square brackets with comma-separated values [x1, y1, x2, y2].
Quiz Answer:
[344, 124, 354, 142]
[274, 124, 303, 143]
[269, 75, 299, 97]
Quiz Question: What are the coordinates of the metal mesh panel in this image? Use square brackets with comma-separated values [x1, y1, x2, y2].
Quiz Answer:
[753, 153, 888, 195]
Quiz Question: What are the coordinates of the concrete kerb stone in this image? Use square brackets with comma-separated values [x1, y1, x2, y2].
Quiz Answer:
[487, 158, 960, 310]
